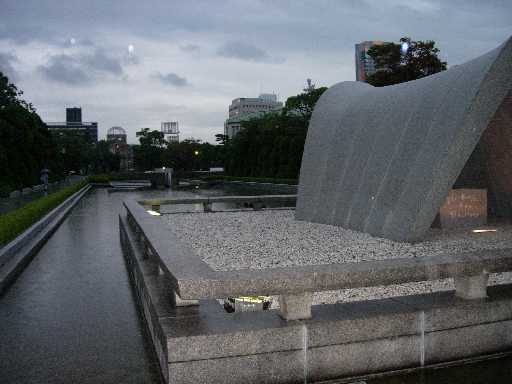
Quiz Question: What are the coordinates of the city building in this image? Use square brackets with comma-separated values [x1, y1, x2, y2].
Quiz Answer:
[46, 107, 98, 144]
[107, 126, 133, 171]
[66, 107, 82, 123]
[224, 107, 283, 139]
[161, 122, 179, 142]
[355, 41, 391, 82]
[228, 93, 282, 119]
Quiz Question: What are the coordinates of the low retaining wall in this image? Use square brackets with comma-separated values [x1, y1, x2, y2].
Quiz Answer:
[0, 184, 91, 294]
[203, 179, 298, 192]
[110, 172, 168, 188]
[119, 198, 512, 383]
[138, 194, 297, 213]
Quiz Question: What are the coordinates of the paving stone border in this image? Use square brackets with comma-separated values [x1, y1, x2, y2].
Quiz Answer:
[123, 197, 512, 318]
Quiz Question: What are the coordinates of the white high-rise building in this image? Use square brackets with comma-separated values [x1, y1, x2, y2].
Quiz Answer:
[228, 94, 282, 119]
[161, 122, 179, 142]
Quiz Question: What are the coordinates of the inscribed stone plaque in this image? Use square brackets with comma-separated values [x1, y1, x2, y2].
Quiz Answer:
[438, 189, 487, 229]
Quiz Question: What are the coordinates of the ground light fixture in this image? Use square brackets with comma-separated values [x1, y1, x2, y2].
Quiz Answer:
[147, 210, 161, 216]
[224, 296, 272, 313]
[471, 229, 497, 233]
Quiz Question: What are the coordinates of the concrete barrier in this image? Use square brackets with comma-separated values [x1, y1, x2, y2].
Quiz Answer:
[123, 198, 512, 306]
[120, 198, 512, 383]
[137, 194, 297, 213]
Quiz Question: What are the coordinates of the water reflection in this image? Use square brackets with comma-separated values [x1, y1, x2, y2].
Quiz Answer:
[0, 188, 166, 383]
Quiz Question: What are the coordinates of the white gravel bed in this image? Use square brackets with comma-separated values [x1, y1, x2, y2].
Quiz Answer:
[158, 210, 512, 306]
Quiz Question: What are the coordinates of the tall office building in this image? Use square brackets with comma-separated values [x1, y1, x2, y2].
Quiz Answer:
[46, 107, 98, 144]
[355, 41, 391, 82]
[66, 107, 82, 123]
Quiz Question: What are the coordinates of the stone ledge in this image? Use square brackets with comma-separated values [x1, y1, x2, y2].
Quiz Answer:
[123, 198, 512, 304]
[120, 214, 512, 383]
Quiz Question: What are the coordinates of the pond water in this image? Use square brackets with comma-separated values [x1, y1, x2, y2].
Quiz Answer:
[0, 184, 509, 383]
[0, 184, 294, 383]
[349, 352, 512, 384]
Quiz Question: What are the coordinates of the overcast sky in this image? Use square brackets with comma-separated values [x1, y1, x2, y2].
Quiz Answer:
[1, 1, 510, 144]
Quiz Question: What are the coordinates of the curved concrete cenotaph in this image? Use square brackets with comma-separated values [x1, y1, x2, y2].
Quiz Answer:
[296, 36, 512, 242]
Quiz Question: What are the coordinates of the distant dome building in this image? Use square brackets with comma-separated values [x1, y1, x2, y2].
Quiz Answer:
[107, 126, 133, 171]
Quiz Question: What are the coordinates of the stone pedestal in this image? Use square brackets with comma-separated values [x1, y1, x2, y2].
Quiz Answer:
[455, 274, 489, 299]
[278, 292, 313, 320]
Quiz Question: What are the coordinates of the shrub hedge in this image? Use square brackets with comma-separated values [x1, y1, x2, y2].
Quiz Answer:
[87, 174, 110, 183]
[0, 179, 89, 246]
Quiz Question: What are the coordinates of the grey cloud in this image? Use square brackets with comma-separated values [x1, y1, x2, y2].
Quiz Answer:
[0, 1, 225, 46]
[122, 52, 141, 66]
[0, 52, 19, 82]
[84, 50, 123, 75]
[58, 38, 96, 49]
[37, 54, 89, 85]
[179, 44, 201, 59]
[152, 72, 189, 87]
[216, 41, 270, 62]
[37, 49, 126, 85]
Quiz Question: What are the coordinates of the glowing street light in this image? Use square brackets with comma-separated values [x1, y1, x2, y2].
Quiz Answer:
[401, 42, 410, 56]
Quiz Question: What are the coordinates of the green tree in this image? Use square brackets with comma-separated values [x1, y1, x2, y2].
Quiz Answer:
[215, 134, 230, 145]
[136, 127, 167, 147]
[0, 72, 34, 113]
[200, 142, 224, 171]
[164, 138, 203, 171]
[222, 87, 327, 179]
[365, 37, 447, 87]
[133, 128, 167, 171]
[89, 140, 122, 174]
[53, 131, 91, 174]
[0, 73, 64, 195]
[284, 87, 328, 119]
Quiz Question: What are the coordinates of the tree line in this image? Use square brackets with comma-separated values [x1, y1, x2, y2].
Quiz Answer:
[131, 86, 328, 180]
[221, 87, 327, 179]
[0, 72, 124, 196]
[0, 73, 63, 196]
[1, 37, 446, 195]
